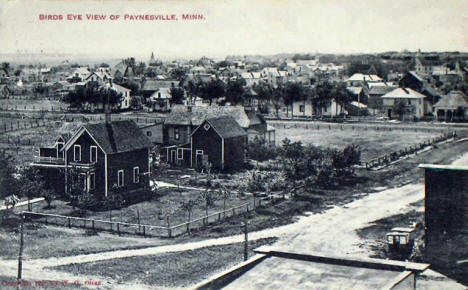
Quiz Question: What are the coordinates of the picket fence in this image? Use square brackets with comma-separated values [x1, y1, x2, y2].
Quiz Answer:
[22, 195, 275, 238]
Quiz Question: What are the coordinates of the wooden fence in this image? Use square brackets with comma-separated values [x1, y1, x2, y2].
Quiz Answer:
[0, 112, 163, 125]
[21, 195, 275, 238]
[363, 131, 457, 170]
[0, 120, 48, 133]
[271, 121, 457, 134]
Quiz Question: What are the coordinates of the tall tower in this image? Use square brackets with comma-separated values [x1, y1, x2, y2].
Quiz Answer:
[150, 52, 155, 65]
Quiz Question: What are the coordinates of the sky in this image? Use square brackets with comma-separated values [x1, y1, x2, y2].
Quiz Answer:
[0, 0, 467, 59]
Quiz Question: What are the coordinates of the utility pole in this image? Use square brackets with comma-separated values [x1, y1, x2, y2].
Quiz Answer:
[242, 221, 249, 261]
[17, 214, 24, 281]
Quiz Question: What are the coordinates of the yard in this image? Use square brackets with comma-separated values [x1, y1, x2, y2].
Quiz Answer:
[48, 238, 277, 288]
[274, 126, 443, 161]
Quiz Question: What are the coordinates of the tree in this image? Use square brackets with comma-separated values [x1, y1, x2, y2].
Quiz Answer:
[169, 87, 185, 105]
[63, 166, 85, 210]
[392, 101, 407, 120]
[41, 188, 56, 208]
[283, 82, 310, 118]
[199, 79, 226, 105]
[0, 150, 17, 199]
[169, 67, 188, 81]
[181, 199, 199, 234]
[254, 82, 274, 113]
[18, 167, 45, 211]
[225, 79, 246, 105]
[247, 136, 277, 163]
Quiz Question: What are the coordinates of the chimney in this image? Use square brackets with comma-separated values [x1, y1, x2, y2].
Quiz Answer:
[105, 79, 112, 124]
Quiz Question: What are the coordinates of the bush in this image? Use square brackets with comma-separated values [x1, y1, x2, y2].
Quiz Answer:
[247, 136, 278, 162]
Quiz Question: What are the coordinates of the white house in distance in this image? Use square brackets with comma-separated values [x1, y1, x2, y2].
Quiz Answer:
[346, 73, 383, 87]
[381, 88, 428, 119]
[292, 99, 314, 118]
[433, 91, 468, 121]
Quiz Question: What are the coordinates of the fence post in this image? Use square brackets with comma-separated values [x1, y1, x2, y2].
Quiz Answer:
[68, 217, 71, 228]
[168, 228, 172, 238]
[143, 225, 146, 237]
[117, 223, 120, 236]
[92, 220, 95, 230]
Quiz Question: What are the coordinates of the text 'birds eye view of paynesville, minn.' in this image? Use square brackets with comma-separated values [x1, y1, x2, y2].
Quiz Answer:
[1, 48, 468, 289]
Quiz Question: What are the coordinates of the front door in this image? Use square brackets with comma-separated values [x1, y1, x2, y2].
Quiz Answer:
[387, 109, 392, 119]
[170, 150, 177, 164]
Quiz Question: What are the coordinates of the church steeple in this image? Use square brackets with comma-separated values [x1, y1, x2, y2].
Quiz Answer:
[150, 52, 155, 65]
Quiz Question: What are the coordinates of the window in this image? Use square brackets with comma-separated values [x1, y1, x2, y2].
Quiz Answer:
[174, 128, 180, 140]
[299, 105, 305, 113]
[177, 148, 183, 160]
[204, 123, 211, 131]
[408, 99, 412, 105]
[133, 167, 139, 183]
[77, 173, 86, 190]
[146, 131, 152, 137]
[90, 146, 97, 163]
[118, 170, 124, 187]
[73, 145, 81, 161]
[89, 173, 95, 190]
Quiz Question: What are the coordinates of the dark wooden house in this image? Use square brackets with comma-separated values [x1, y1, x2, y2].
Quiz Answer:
[32, 120, 153, 197]
[190, 116, 247, 170]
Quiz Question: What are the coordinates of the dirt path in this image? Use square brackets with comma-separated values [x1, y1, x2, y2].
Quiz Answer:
[2, 154, 466, 288]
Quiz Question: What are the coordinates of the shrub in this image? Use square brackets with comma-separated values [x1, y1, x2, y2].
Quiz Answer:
[247, 136, 278, 162]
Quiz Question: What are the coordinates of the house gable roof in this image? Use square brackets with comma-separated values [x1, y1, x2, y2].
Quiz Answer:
[165, 105, 253, 128]
[192, 116, 247, 139]
[64, 120, 152, 154]
[381, 88, 427, 99]
[433, 91, 468, 109]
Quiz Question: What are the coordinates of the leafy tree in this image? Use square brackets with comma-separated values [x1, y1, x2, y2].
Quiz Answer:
[181, 199, 198, 234]
[135, 62, 147, 75]
[169, 67, 188, 81]
[18, 167, 45, 211]
[247, 136, 277, 163]
[392, 101, 407, 120]
[41, 188, 56, 208]
[169, 87, 185, 105]
[99, 63, 110, 68]
[253, 82, 274, 113]
[199, 79, 226, 105]
[225, 79, 246, 105]
[0, 150, 17, 199]
[284, 82, 310, 118]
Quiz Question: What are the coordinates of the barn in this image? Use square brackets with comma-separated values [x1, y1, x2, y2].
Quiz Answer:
[190, 116, 247, 171]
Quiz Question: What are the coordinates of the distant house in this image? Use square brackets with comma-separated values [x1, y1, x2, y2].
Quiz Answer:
[163, 105, 274, 146]
[190, 116, 247, 170]
[346, 73, 382, 87]
[292, 99, 314, 118]
[381, 88, 428, 120]
[433, 91, 468, 121]
[316, 99, 346, 117]
[86, 71, 113, 83]
[68, 67, 91, 83]
[140, 123, 164, 145]
[149, 87, 172, 112]
[399, 71, 441, 105]
[367, 85, 398, 115]
[32, 120, 153, 197]
[140, 79, 177, 98]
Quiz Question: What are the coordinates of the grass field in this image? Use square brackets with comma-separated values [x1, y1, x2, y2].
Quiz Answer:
[275, 127, 441, 160]
[49, 238, 277, 288]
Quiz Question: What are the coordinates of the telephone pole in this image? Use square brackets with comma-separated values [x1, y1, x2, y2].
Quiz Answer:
[242, 221, 249, 261]
[18, 214, 24, 281]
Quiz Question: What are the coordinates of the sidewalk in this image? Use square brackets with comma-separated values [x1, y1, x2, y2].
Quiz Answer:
[0, 197, 44, 211]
